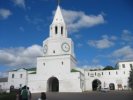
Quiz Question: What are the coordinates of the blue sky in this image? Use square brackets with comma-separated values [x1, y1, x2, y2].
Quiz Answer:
[0, 0, 133, 77]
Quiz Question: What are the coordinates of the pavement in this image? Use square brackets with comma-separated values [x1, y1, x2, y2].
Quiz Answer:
[31, 91, 133, 100]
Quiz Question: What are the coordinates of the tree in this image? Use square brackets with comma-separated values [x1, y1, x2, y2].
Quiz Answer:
[103, 66, 114, 70]
[128, 69, 133, 90]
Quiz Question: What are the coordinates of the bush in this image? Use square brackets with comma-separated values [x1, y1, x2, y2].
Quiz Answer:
[0, 93, 16, 100]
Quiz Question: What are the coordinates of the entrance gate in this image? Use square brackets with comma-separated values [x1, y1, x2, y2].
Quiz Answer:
[47, 77, 59, 92]
[92, 79, 101, 91]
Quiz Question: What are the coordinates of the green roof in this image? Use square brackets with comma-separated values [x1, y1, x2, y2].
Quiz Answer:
[71, 69, 80, 72]
[27, 68, 36, 71]
[29, 72, 36, 74]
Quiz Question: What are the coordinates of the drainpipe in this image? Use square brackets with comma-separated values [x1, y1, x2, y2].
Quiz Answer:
[84, 69, 86, 92]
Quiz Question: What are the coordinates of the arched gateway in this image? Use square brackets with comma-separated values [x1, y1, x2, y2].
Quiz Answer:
[92, 79, 101, 91]
[47, 77, 59, 92]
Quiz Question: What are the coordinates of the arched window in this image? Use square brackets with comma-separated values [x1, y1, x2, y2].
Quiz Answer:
[12, 74, 14, 78]
[55, 26, 58, 34]
[61, 26, 63, 35]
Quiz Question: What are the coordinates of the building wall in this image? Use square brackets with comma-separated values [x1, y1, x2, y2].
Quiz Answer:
[84, 61, 133, 91]
[0, 61, 132, 93]
[8, 69, 28, 89]
[0, 82, 8, 92]
[28, 72, 82, 93]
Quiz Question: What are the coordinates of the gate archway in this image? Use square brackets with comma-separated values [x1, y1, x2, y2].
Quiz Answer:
[47, 77, 59, 92]
[92, 79, 101, 91]
[109, 83, 115, 90]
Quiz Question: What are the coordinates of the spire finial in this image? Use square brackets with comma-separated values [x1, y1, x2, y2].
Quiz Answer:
[57, 0, 60, 5]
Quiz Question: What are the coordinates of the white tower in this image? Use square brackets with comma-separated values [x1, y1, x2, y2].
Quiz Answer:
[28, 4, 83, 93]
[36, 4, 77, 76]
[42, 5, 75, 57]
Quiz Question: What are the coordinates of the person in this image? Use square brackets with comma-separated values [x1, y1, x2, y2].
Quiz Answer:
[19, 88, 22, 100]
[16, 91, 19, 100]
[38, 92, 47, 100]
[21, 86, 28, 100]
[27, 87, 32, 100]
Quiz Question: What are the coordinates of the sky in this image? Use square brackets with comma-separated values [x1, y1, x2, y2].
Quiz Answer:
[0, 0, 133, 77]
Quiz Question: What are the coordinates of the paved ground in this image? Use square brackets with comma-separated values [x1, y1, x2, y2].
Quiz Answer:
[32, 91, 133, 100]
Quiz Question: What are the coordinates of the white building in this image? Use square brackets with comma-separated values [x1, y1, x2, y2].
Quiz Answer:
[0, 5, 133, 93]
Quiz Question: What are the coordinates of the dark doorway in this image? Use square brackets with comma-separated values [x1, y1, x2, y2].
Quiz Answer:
[92, 79, 101, 91]
[10, 85, 14, 93]
[109, 83, 115, 90]
[47, 77, 59, 92]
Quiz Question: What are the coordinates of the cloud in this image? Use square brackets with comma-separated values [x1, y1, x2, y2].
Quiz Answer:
[74, 34, 82, 39]
[25, 15, 46, 32]
[121, 29, 133, 42]
[76, 43, 83, 48]
[0, 45, 43, 68]
[19, 26, 25, 32]
[53, 8, 105, 33]
[111, 46, 133, 60]
[81, 65, 104, 70]
[92, 59, 100, 64]
[88, 35, 114, 49]
[12, 0, 26, 8]
[0, 9, 12, 20]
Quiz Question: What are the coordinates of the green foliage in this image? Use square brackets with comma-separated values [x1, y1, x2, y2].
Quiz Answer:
[0, 93, 16, 100]
[103, 66, 114, 70]
[128, 69, 133, 90]
[71, 69, 80, 72]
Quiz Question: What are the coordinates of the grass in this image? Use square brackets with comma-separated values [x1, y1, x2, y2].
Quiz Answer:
[0, 92, 16, 100]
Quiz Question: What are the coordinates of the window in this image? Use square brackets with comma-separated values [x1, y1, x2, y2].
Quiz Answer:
[12, 74, 14, 78]
[116, 71, 118, 75]
[130, 64, 133, 70]
[61, 26, 63, 35]
[95, 72, 96, 76]
[122, 64, 125, 68]
[88, 73, 89, 76]
[43, 63, 45, 66]
[102, 72, 103, 75]
[123, 71, 125, 74]
[61, 61, 64, 65]
[20, 74, 23, 78]
[20, 84, 22, 88]
[109, 72, 110, 75]
[53, 50, 55, 53]
[55, 26, 58, 34]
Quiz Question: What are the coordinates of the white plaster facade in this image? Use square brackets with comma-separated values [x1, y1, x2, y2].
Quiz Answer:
[84, 61, 133, 91]
[0, 5, 133, 93]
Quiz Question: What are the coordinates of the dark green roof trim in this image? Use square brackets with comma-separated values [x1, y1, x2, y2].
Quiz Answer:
[71, 69, 80, 72]
[27, 68, 36, 71]
[29, 72, 36, 74]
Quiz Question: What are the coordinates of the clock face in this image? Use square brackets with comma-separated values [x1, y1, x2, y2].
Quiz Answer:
[97, 73, 101, 77]
[43, 45, 48, 54]
[61, 43, 70, 52]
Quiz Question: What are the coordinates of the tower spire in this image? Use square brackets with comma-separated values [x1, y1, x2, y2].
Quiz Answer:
[52, 4, 65, 24]
[57, 0, 60, 5]
[50, 1, 67, 38]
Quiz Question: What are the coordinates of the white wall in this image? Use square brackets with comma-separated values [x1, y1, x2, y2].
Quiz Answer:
[84, 61, 131, 91]
[8, 69, 28, 89]
[0, 82, 8, 92]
